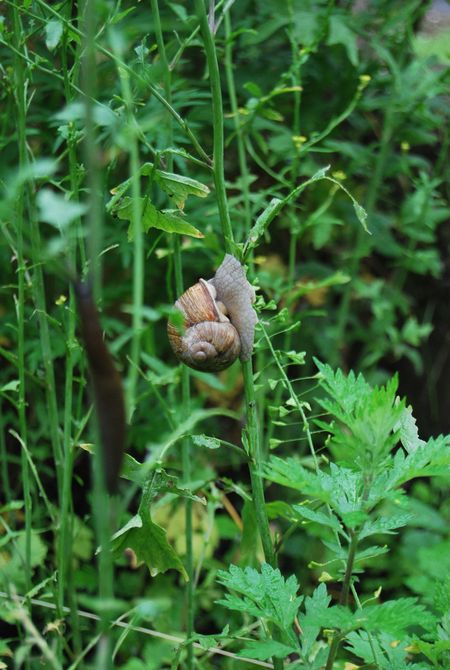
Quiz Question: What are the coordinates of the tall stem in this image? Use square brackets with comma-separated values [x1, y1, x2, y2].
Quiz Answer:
[151, 2, 194, 667]
[224, 11, 252, 238]
[113, 45, 144, 422]
[56, 18, 84, 658]
[324, 531, 358, 670]
[81, 1, 113, 666]
[12, 2, 31, 605]
[195, 4, 282, 667]
[194, 0, 233, 250]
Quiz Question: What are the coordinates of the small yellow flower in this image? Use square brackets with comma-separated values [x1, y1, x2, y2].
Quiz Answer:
[401, 141, 410, 152]
[319, 571, 333, 582]
[292, 135, 307, 149]
[332, 170, 347, 181]
[55, 294, 67, 306]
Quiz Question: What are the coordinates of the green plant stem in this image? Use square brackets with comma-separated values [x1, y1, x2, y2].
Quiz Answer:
[195, 6, 282, 668]
[242, 360, 276, 567]
[224, 11, 252, 237]
[195, 0, 233, 250]
[150, 3, 194, 666]
[324, 531, 358, 670]
[113, 46, 144, 422]
[56, 21, 84, 658]
[11, 6, 31, 603]
[81, 1, 113, 666]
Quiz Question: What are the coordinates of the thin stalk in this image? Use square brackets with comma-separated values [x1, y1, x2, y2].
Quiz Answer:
[194, 0, 233, 250]
[11, 5, 31, 600]
[194, 5, 282, 668]
[150, 3, 194, 666]
[224, 11, 252, 238]
[113, 46, 143, 422]
[324, 531, 358, 670]
[0, 402, 11, 502]
[56, 17, 84, 658]
[81, 0, 113, 666]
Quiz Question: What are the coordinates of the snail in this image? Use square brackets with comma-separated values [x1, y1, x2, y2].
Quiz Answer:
[167, 254, 258, 372]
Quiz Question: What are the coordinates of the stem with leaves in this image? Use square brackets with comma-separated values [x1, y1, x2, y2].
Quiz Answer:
[195, 3, 282, 667]
[150, 2, 195, 667]
[324, 531, 359, 670]
[82, 1, 114, 666]
[12, 1, 32, 614]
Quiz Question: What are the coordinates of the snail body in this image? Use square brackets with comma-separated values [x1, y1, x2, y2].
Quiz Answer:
[167, 255, 257, 372]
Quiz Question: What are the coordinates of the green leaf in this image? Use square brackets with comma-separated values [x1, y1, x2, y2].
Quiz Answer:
[120, 460, 204, 504]
[45, 19, 63, 51]
[359, 512, 414, 540]
[238, 639, 298, 660]
[111, 513, 188, 580]
[327, 16, 358, 66]
[116, 197, 204, 239]
[216, 563, 303, 633]
[151, 168, 210, 210]
[245, 198, 282, 251]
[394, 404, 426, 453]
[364, 598, 436, 634]
[191, 435, 221, 450]
[37, 189, 87, 229]
[314, 361, 405, 470]
[293, 504, 343, 534]
[298, 583, 331, 655]
[1, 380, 20, 393]
[284, 350, 306, 365]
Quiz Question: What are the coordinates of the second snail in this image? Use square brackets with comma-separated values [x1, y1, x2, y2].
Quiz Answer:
[167, 255, 258, 372]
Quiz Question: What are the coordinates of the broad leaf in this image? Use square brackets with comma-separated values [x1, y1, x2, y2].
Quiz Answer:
[116, 197, 204, 239]
[111, 513, 188, 580]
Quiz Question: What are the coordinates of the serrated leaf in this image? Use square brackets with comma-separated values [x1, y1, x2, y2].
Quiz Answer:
[364, 598, 436, 634]
[216, 563, 303, 633]
[394, 404, 426, 453]
[359, 512, 414, 540]
[293, 504, 342, 534]
[298, 583, 331, 655]
[116, 197, 204, 239]
[111, 513, 187, 580]
[238, 639, 298, 660]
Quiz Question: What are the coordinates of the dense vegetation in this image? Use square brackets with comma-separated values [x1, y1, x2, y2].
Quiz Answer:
[1, 1, 449, 668]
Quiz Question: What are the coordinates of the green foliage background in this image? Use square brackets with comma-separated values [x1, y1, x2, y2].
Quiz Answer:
[0, 0, 449, 668]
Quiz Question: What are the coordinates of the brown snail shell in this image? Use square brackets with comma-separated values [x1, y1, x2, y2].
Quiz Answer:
[167, 279, 241, 371]
[167, 255, 257, 372]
